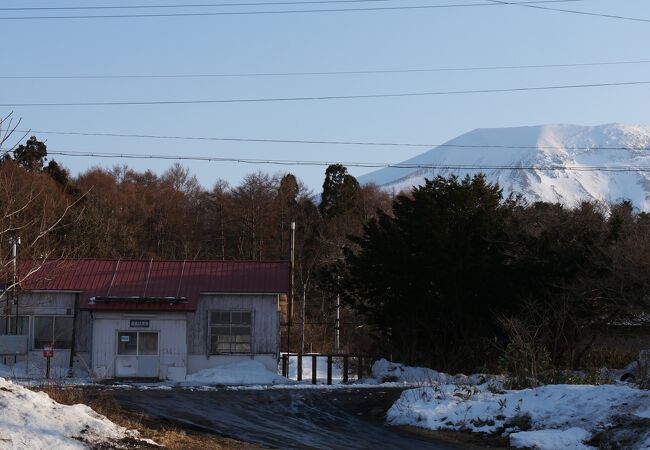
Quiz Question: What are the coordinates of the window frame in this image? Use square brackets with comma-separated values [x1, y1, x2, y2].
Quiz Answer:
[208, 310, 253, 355]
[116, 331, 160, 357]
[32, 315, 74, 350]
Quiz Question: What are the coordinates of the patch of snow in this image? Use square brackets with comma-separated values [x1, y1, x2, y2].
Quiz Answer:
[510, 428, 593, 450]
[368, 358, 502, 387]
[184, 360, 290, 386]
[0, 361, 89, 381]
[387, 383, 650, 449]
[0, 376, 149, 449]
[634, 405, 650, 419]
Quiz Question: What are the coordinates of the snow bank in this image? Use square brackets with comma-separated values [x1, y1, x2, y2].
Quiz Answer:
[387, 383, 650, 450]
[0, 377, 145, 449]
[369, 358, 501, 386]
[184, 360, 290, 386]
[510, 428, 593, 450]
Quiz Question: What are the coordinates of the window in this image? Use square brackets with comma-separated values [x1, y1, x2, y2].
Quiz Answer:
[117, 332, 137, 355]
[34, 316, 73, 349]
[209, 311, 252, 354]
[0, 316, 29, 335]
[117, 332, 158, 356]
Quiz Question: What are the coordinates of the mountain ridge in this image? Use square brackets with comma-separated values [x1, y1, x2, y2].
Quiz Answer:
[358, 123, 650, 210]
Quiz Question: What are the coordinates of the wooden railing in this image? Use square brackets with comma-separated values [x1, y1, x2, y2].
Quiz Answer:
[280, 353, 371, 385]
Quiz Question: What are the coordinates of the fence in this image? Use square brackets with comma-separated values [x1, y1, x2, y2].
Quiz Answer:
[280, 353, 373, 385]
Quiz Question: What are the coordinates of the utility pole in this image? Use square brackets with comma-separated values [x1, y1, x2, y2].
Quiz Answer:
[11, 237, 20, 335]
[335, 275, 341, 352]
[287, 222, 295, 357]
[300, 283, 306, 354]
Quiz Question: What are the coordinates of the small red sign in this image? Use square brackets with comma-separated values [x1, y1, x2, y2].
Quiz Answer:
[43, 346, 54, 358]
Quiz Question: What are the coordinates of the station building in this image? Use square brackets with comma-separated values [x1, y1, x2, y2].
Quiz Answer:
[0, 259, 288, 380]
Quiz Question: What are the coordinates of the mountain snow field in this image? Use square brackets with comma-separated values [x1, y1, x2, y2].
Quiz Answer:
[359, 123, 650, 210]
[0, 377, 154, 449]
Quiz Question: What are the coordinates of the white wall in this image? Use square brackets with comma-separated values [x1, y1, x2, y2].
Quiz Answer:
[91, 312, 187, 380]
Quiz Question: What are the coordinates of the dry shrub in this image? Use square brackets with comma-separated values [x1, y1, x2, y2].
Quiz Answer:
[580, 348, 638, 371]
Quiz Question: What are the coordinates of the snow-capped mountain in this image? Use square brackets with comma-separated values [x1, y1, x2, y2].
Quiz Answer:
[358, 124, 650, 210]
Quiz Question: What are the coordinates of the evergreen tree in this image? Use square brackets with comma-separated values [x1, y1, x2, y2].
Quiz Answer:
[13, 136, 48, 171]
[319, 164, 360, 219]
[335, 174, 519, 372]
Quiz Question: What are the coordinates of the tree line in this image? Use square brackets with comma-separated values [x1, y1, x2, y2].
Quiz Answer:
[0, 135, 391, 353]
[328, 175, 650, 376]
[2, 133, 649, 376]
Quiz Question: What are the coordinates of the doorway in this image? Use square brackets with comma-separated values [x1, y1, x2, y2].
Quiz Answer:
[115, 331, 159, 378]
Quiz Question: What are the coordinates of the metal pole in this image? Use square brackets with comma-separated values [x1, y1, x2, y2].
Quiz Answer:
[287, 222, 295, 356]
[300, 283, 306, 354]
[11, 237, 19, 335]
[335, 293, 340, 352]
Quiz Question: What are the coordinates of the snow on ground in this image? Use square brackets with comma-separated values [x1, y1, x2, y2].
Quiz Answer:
[386, 382, 650, 450]
[368, 358, 503, 387]
[509, 428, 593, 450]
[287, 355, 347, 383]
[0, 377, 151, 449]
[183, 360, 290, 386]
[0, 361, 89, 384]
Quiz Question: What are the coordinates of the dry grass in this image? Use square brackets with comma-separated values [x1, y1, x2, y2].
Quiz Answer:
[33, 385, 259, 449]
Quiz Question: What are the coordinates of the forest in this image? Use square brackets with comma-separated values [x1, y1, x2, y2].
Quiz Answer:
[2, 135, 650, 379]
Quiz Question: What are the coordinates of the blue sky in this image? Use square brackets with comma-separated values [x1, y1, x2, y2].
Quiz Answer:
[2, 0, 650, 192]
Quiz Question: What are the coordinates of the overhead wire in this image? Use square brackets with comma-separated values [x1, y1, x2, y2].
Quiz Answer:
[486, 0, 650, 24]
[0, 0, 553, 12]
[0, 0, 584, 20]
[4, 58, 650, 80]
[2, 148, 648, 172]
[11, 128, 650, 152]
[3, 79, 650, 107]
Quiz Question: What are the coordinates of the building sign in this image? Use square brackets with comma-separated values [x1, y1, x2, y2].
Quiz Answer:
[43, 346, 54, 358]
[120, 335, 130, 342]
[130, 320, 150, 328]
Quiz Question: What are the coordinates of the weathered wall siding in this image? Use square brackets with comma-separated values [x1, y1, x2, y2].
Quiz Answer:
[16, 292, 77, 315]
[189, 294, 279, 355]
[91, 314, 187, 379]
[12, 292, 91, 353]
[75, 311, 92, 353]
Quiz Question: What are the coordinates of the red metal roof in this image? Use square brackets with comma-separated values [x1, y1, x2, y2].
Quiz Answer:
[18, 259, 289, 312]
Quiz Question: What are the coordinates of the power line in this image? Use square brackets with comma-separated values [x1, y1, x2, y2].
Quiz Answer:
[4, 57, 650, 80]
[13, 128, 650, 151]
[3, 79, 650, 107]
[487, 0, 650, 24]
[17, 148, 650, 172]
[0, 0, 583, 20]
[0, 0, 505, 11]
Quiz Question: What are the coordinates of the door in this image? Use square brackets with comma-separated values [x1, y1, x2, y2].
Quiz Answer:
[115, 331, 159, 378]
[136, 332, 159, 377]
